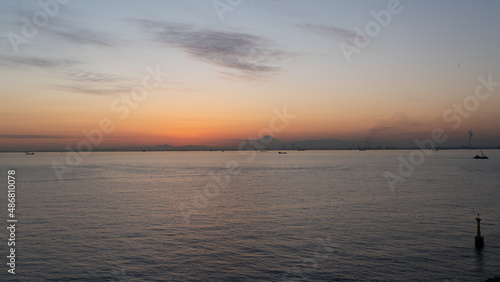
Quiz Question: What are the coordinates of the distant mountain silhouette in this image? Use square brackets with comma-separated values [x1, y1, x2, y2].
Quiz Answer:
[153, 144, 175, 150]
[13, 136, 500, 152]
[237, 135, 287, 150]
[289, 139, 362, 150]
[117, 136, 367, 151]
[132, 144, 210, 151]
[177, 145, 212, 151]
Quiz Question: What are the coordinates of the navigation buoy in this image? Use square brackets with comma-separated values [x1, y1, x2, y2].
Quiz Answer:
[475, 214, 484, 248]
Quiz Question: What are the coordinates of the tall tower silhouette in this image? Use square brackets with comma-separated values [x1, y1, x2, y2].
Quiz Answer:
[468, 130, 473, 149]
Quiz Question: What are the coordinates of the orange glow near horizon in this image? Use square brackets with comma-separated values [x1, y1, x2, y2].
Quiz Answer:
[2, 91, 500, 151]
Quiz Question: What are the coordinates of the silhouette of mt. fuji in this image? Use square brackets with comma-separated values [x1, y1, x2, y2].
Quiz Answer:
[114, 135, 364, 151]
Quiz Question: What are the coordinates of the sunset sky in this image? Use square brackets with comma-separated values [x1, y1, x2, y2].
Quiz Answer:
[1, 0, 500, 151]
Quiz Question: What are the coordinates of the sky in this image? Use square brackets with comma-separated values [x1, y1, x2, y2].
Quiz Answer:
[1, 0, 499, 151]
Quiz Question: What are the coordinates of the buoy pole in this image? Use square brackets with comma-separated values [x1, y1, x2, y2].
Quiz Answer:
[475, 214, 484, 248]
[476, 216, 481, 237]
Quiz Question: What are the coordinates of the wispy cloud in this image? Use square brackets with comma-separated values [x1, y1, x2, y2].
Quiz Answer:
[43, 14, 117, 47]
[55, 70, 131, 95]
[0, 54, 128, 95]
[130, 19, 291, 78]
[50, 28, 114, 47]
[0, 134, 71, 139]
[0, 55, 78, 69]
[298, 23, 367, 45]
[65, 70, 123, 83]
[0, 7, 116, 53]
[55, 84, 130, 96]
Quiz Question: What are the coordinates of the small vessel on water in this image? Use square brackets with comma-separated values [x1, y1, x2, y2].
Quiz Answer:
[473, 150, 488, 159]
[25, 152, 35, 155]
[278, 151, 287, 154]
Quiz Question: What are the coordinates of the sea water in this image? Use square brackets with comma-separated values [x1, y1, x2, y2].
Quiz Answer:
[0, 150, 499, 281]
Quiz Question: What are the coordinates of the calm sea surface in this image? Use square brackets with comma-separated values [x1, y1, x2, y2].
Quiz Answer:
[0, 150, 499, 281]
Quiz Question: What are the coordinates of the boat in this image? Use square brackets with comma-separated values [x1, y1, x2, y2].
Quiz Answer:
[25, 152, 35, 155]
[278, 151, 287, 154]
[358, 145, 367, 151]
[473, 150, 488, 159]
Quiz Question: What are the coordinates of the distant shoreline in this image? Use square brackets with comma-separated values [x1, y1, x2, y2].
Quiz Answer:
[2, 148, 499, 153]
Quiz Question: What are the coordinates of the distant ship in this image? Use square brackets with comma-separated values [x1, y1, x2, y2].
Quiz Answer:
[25, 152, 35, 155]
[473, 150, 488, 159]
[278, 151, 287, 154]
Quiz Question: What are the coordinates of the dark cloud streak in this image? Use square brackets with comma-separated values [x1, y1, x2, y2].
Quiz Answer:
[130, 19, 291, 78]
[298, 23, 367, 45]
[0, 134, 71, 139]
[56, 70, 131, 95]
[66, 70, 123, 83]
[55, 84, 130, 96]
[0, 55, 78, 69]
[50, 29, 114, 47]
